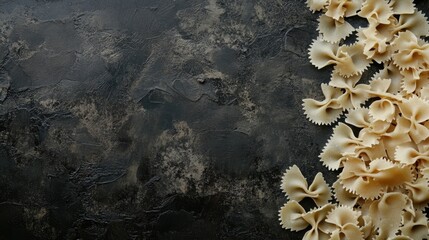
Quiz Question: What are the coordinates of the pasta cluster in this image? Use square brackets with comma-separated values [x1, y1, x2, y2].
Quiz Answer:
[280, 0, 429, 239]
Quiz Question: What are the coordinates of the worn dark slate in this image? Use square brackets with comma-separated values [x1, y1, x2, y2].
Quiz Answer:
[1, 0, 428, 239]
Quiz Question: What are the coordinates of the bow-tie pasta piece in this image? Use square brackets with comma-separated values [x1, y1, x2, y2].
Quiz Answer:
[400, 209, 429, 240]
[345, 108, 371, 128]
[332, 123, 378, 152]
[401, 68, 429, 94]
[368, 192, 408, 239]
[420, 85, 429, 99]
[318, 15, 355, 43]
[359, 0, 393, 24]
[319, 122, 380, 170]
[309, 38, 371, 77]
[339, 157, 384, 199]
[309, 37, 339, 69]
[388, 0, 415, 14]
[306, 0, 329, 12]
[380, 116, 413, 159]
[356, 25, 391, 63]
[319, 140, 348, 170]
[394, 144, 429, 165]
[281, 165, 332, 206]
[301, 204, 335, 240]
[332, 180, 360, 207]
[324, 206, 363, 240]
[391, 31, 429, 71]
[368, 98, 396, 122]
[279, 200, 309, 231]
[326, 0, 363, 21]
[345, 108, 390, 150]
[404, 178, 429, 209]
[330, 71, 370, 109]
[393, 10, 429, 38]
[398, 96, 429, 143]
[359, 215, 377, 240]
[302, 84, 344, 125]
[340, 157, 413, 199]
[335, 44, 372, 77]
[371, 61, 402, 93]
[368, 77, 391, 94]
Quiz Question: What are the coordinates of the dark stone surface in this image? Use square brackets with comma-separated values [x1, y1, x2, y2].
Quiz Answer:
[1, 0, 427, 239]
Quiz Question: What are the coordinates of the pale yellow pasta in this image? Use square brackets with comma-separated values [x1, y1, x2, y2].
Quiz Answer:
[391, 236, 414, 240]
[279, 200, 308, 231]
[359, 0, 393, 24]
[332, 180, 360, 207]
[395, 144, 429, 165]
[309, 38, 371, 77]
[379, 116, 412, 159]
[345, 107, 392, 137]
[372, 16, 397, 41]
[368, 98, 396, 122]
[281, 165, 332, 206]
[302, 84, 344, 125]
[401, 68, 429, 94]
[392, 10, 429, 37]
[331, 123, 377, 152]
[420, 85, 429, 99]
[325, 0, 363, 21]
[301, 204, 335, 240]
[359, 215, 377, 240]
[357, 25, 391, 63]
[309, 37, 340, 69]
[391, 31, 429, 71]
[388, 0, 415, 14]
[326, 205, 360, 226]
[372, 61, 402, 93]
[280, 0, 429, 238]
[368, 192, 407, 239]
[306, 0, 328, 12]
[334, 44, 371, 77]
[324, 206, 363, 240]
[404, 178, 429, 209]
[345, 108, 371, 128]
[400, 210, 429, 240]
[368, 77, 391, 94]
[340, 157, 413, 199]
[319, 140, 348, 170]
[319, 122, 383, 170]
[354, 140, 387, 161]
[399, 96, 429, 143]
[318, 15, 354, 43]
[330, 71, 370, 109]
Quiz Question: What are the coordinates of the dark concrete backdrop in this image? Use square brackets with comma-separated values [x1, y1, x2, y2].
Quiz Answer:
[2, 0, 427, 239]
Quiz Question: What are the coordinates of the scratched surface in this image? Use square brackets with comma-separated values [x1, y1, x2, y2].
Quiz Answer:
[2, 1, 427, 239]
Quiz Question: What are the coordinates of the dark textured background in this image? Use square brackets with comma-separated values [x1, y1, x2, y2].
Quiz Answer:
[1, 1, 427, 239]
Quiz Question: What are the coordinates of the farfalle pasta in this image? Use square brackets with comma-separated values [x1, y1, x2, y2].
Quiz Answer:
[279, 0, 429, 239]
[309, 38, 371, 77]
[318, 15, 355, 43]
[358, 0, 392, 24]
[324, 206, 363, 240]
[302, 83, 344, 125]
[388, 0, 414, 15]
[281, 165, 332, 206]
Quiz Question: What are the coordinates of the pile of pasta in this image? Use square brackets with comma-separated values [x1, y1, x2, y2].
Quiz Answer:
[279, 0, 429, 239]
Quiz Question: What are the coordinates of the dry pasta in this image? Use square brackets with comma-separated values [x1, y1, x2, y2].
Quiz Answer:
[279, 0, 429, 239]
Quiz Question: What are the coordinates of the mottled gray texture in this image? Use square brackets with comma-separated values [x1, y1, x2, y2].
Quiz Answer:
[1, 0, 427, 239]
